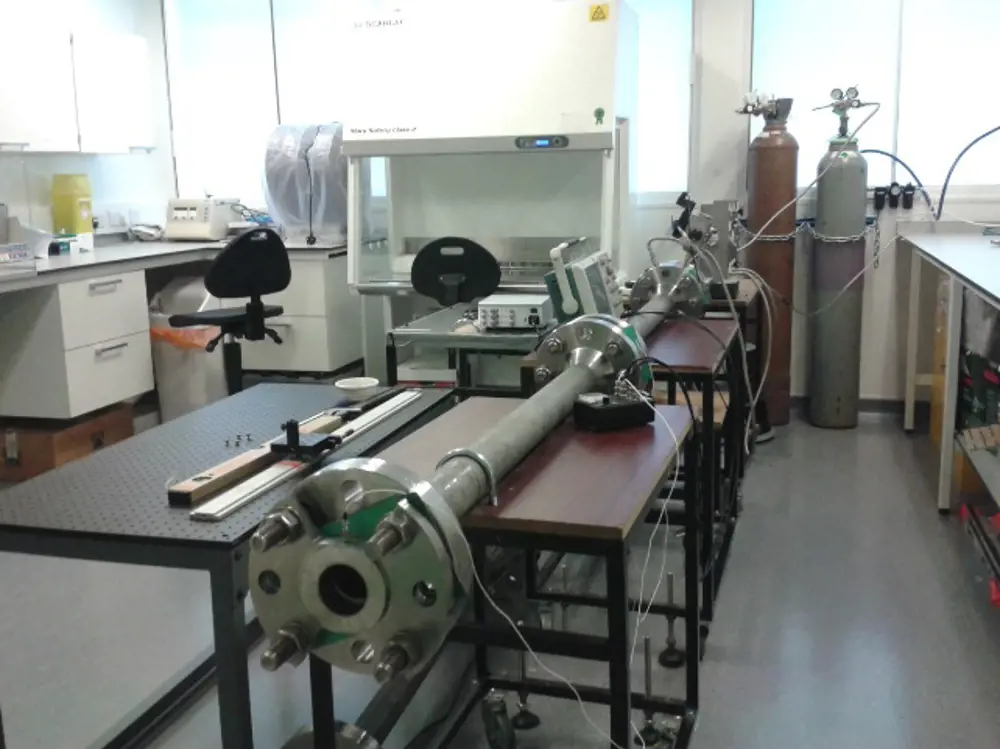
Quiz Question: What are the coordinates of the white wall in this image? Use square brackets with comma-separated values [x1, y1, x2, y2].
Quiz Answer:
[0, 0, 175, 232]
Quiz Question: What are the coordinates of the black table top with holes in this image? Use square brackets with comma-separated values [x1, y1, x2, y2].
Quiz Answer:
[0, 384, 453, 550]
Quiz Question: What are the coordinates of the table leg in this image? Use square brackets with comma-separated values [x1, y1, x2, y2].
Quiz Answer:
[471, 543, 489, 681]
[606, 543, 631, 749]
[209, 552, 253, 749]
[386, 335, 398, 387]
[904, 248, 923, 432]
[937, 276, 963, 513]
[700, 377, 716, 623]
[310, 656, 336, 748]
[683, 435, 702, 701]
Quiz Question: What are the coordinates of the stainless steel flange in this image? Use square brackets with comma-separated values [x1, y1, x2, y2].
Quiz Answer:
[249, 458, 472, 678]
[534, 313, 647, 384]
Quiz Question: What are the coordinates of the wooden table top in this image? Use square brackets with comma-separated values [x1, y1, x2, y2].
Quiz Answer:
[375, 396, 692, 541]
[645, 318, 739, 374]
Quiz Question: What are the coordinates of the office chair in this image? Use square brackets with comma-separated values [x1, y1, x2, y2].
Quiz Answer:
[411, 236, 501, 306]
[169, 227, 291, 395]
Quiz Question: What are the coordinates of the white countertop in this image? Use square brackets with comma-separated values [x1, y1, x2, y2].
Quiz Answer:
[33, 240, 225, 274]
[904, 231, 1000, 306]
[0, 239, 346, 294]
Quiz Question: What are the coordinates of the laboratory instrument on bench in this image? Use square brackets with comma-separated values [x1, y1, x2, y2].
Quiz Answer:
[165, 198, 240, 241]
[809, 87, 871, 429]
[264, 123, 349, 247]
[669, 193, 742, 300]
[477, 293, 554, 330]
[545, 241, 626, 322]
[740, 92, 798, 426]
[573, 389, 655, 432]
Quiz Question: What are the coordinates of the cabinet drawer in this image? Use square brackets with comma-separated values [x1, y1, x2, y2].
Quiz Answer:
[65, 332, 154, 417]
[59, 271, 149, 349]
[241, 317, 332, 372]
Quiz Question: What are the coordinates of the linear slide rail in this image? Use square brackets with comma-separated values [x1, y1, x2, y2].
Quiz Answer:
[190, 390, 423, 521]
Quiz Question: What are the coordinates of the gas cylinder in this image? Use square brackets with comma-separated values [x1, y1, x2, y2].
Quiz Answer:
[746, 98, 798, 426]
[808, 137, 868, 428]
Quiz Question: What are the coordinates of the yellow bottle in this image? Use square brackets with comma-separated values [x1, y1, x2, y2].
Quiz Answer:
[51, 174, 93, 235]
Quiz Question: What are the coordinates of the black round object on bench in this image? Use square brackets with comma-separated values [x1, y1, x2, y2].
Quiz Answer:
[411, 236, 501, 306]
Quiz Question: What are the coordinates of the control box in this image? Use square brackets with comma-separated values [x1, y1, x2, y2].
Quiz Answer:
[165, 198, 239, 241]
[478, 293, 554, 330]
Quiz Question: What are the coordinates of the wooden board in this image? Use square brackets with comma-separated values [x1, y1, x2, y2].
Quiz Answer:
[167, 411, 344, 507]
[0, 404, 133, 482]
[377, 397, 693, 541]
[653, 388, 728, 427]
[646, 318, 739, 375]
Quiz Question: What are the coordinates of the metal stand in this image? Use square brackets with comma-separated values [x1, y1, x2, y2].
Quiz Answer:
[658, 573, 685, 669]
[510, 622, 541, 731]
[636, 636, 668, 746]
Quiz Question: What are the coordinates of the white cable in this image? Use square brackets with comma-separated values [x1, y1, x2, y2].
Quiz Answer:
[727, 267, 774, 446]
[938, 210, 1000, 229]
[685, 241, 760, 453]
[736, 102, 882, 256]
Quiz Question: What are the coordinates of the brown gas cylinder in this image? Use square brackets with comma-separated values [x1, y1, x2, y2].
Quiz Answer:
[747, 100, 798, 426]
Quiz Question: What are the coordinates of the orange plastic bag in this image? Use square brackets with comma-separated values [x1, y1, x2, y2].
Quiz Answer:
[150, 326, 220, 351]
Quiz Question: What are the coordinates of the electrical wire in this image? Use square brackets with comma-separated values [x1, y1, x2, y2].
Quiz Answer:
[302, 126, 319, 245]
[684, 241, 763, 453]
[736, 102, 882, 256]
[936, 124, 1000, 221]
[859, 148, 934, 211]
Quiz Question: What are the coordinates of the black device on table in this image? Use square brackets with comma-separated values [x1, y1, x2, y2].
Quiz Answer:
[168, 227, 291, 395]
[573, 391, 656, 432]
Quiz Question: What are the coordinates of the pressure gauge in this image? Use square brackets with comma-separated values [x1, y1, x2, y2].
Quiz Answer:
[831, 88, 844, 101]
[888, 182, 902, 209]
[846, 86, 859, 99]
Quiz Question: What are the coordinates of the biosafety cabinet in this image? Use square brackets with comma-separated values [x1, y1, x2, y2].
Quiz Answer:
[335, 0, 639, 381]
[342, 0, 641, 294]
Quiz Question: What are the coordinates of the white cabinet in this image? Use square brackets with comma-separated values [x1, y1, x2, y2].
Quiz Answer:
[0, 32, 79, 152]
[0, 28, 155, 154]
[240, 253, 363, 373]
[73, 32, 155, 152]
[0, 271, 154, 419]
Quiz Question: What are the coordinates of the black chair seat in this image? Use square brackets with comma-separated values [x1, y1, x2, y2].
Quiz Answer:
[169, 304, 283, 329]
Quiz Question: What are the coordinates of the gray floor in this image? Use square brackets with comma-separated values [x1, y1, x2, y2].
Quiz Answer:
[3, 417, 1000, 748]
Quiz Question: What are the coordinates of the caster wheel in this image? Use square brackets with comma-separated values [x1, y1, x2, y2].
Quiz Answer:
[658, 646, 686, 669]
[481, 693, 516, 749]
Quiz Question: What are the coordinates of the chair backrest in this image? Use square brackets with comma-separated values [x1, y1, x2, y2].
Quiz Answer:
[205, 227, 291, 300]
[411, 236, 501, 306]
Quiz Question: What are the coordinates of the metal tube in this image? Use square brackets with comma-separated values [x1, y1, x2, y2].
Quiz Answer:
[428, 364, 596, 517]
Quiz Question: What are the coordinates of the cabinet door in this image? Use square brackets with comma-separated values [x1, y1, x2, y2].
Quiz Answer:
[120, 35, 155, 149]
[73, 32, 130, 153]
[0, 32, 78, 152]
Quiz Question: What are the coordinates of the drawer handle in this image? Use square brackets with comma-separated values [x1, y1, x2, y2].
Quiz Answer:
[95, 342, 129, 356]
[89, 278, 124, 291]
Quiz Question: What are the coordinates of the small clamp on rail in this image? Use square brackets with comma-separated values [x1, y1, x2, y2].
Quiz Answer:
[269, 419, 341, 460]
[436, 448, 499, 507]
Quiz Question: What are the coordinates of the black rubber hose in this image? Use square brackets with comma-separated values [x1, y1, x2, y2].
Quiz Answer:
[935, 124, 1000, 219]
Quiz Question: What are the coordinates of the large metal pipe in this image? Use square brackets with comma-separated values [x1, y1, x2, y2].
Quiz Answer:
[429, 364, 596, 518]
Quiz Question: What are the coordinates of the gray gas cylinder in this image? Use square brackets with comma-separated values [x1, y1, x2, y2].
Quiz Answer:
[808, 138, 868, 428]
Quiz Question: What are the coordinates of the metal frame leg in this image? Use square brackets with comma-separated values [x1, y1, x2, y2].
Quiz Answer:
[472, 542, 489, 681]
[684, 435, 702, 700]
[904, 246, 923, 432]
[386, 335, 398, 386]
[310, 656, 336, 747]
[222, 340, 244, 395]
[700, 376, 716, 624]
[209, 548, 253, 749]
[606, 543, 631, 749]
[937, 276, 963, 513]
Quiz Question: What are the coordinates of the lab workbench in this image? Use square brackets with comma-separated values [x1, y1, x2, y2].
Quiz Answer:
[0, 239, 361, 420]
[387, 304, 555, 397]
[0, 383, 453, 749]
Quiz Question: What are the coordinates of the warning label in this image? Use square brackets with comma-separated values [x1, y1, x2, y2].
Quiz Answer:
[589, 3, 609, 21]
